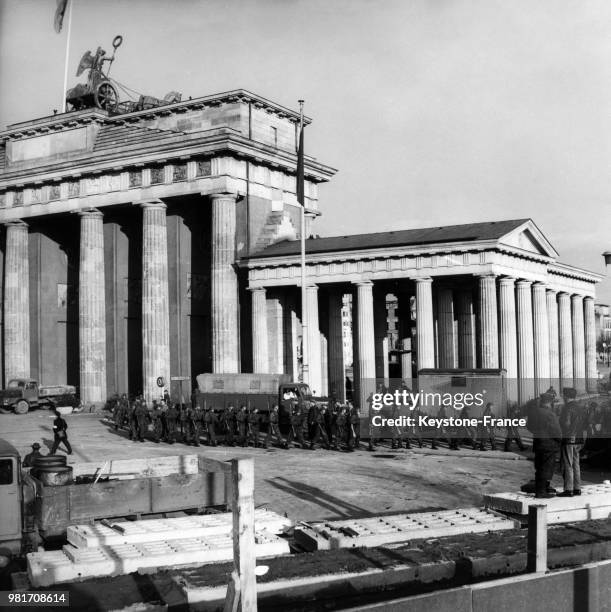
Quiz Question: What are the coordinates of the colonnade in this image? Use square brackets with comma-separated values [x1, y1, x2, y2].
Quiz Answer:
[2, 193, 240, 404]
[251, 274, 598, 409]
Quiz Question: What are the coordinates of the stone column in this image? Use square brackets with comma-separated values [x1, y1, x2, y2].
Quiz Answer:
[141, 201, 170, 403]
[355, 281, 376, 411]
[516, 280, 534, 402]
[546, 289, 560, 393]
[79, 209, 106, 405]
[558, 292, 573, 390]
[437, 287, 456, 368]
[415, 278, 435, 370]
[328, 289, 346, 401]
[571, 294, 585, 392]
[498, 277, 518, 402]
[532, 282, 550, 396]
[267, 293, 283, 373]
[373, 287, 389, 384]
[211, 193, 239, 373]
[305, 285, 321, 395]
[398, 292, 413, 384]
[457, 289, 476, 368]
[250, 288, 268, 373]
[478, 274, 499, 368]
[584, 296, 597, 393]
[4, 221, 29, 381]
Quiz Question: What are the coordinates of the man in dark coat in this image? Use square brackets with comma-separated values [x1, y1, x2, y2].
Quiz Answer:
[264, 404, 285, 449]
[203, 406, 217, 446]
[50, 410, 72, 455]
[527, 393, 562, 498]
[164, 402, 178, 444]
[134, 398, 149, 442]
[237, 405, 249, 447]
[559, 389, 586, 497]
[23, 442, 44, 467]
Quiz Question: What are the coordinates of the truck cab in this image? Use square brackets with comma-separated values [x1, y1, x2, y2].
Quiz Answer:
[0, 440, 23, 558]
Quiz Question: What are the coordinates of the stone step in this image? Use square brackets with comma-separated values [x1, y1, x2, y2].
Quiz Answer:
[28, 529, 289, 587]
[67, 508, 291, 548]
[483, 483, 611, 522]
[294, 507, 516, 551]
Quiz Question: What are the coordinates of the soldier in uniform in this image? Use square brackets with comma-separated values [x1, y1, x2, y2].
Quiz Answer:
[115, 393, 129, 431]
[223, 404, 237, 446]
[347, 402, 360, 450]
[458, 404, 476, 450]
[237, 405, 249, 447]
[264, 404, 285, 448]
[134, 397, 149, 442]
[186, 401, 202, 447]
[476, 402, 497, 451]
[150, 400, 163, 443]
[203, 406, 217, 446]
[309, 404, 330, 450]
[504, 402, 526, 452]
[127, 397, 138, 441]
[287, 403, 307, 448]
[164, 402, 178, 444]
[248, 407, 261, 447]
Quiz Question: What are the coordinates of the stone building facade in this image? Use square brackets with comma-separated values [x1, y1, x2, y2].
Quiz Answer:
[0, 90, 334, 403]
[0, 90, 601, 408]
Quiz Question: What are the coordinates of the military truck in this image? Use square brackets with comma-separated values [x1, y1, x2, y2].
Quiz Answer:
[194, 373, 328, 435]
[0, 439, 226, 561]
[0, 379, 77, 414]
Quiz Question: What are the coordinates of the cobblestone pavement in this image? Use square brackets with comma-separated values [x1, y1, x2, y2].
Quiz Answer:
[2, 410, 609, 522]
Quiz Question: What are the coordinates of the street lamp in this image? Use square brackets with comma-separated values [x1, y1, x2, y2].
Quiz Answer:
[603, 251, 611, 266]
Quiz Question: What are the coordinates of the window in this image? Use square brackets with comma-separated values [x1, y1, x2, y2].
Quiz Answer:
[0, 459, 13, 485]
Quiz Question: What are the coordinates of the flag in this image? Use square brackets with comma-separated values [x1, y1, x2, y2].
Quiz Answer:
[54, 0, 69, 33]
[296, 123, 305, 206]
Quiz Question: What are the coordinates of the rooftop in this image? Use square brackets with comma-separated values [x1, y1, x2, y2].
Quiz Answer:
[249, 219, 531, 258]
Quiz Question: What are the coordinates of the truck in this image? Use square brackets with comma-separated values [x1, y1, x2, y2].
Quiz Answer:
[194, 373, 329, 436]
[0, 379, 78, 415]
[0, 439, 227, 561]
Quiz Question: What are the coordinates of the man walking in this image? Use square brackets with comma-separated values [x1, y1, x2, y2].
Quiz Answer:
[50, 410, 72, 455]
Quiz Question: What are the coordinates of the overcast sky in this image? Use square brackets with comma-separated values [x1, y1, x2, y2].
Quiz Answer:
[1, 0, 610, 302]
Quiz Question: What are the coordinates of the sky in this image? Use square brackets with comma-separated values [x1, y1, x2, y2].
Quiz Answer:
[0, 0, 610, 302]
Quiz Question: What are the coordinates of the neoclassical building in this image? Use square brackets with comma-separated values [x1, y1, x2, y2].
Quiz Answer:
[0, 89, 601, 407]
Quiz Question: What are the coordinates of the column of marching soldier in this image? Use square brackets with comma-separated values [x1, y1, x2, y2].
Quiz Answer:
[107, 390, 536, 452]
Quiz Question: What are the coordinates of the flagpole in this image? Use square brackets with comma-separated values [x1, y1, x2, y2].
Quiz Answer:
[61, 0, 73, 113]
[298, 99, 309, 388]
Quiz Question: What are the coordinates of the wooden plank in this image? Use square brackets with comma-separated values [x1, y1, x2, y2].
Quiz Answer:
[71, 455, 199, 478]
[198, 455, 233, 475]
[231, 457, 257, 612]
[68, 479, 151, 521]
[527, 505, 547, 573]
[223, 570, 240, 612]
[150, 472, 226, 513]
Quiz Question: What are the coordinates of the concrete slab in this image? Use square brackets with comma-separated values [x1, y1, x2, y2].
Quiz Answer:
[66, 509, 291, 547]
[484, 483, 611, 517]
[294, 508, 516, 550]
[28, 530, 289, 587]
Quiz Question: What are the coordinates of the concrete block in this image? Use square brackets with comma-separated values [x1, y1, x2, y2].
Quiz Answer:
[28, 530, 289, 587]
[296, 508, 515, 550]
[67, 509, 291, 548]
[483, 483, 611, 516]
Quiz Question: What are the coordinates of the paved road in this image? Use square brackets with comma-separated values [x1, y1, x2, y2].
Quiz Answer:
[2, 410, 609, 522]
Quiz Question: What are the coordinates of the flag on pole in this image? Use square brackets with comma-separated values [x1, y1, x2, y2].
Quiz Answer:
[296, 123, 305, 206]
[54, 0, 69, 33]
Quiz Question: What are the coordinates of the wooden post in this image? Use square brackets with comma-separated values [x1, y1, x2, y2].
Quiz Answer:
[231, 457, 257, 612]
[527, 504, 547, 573]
